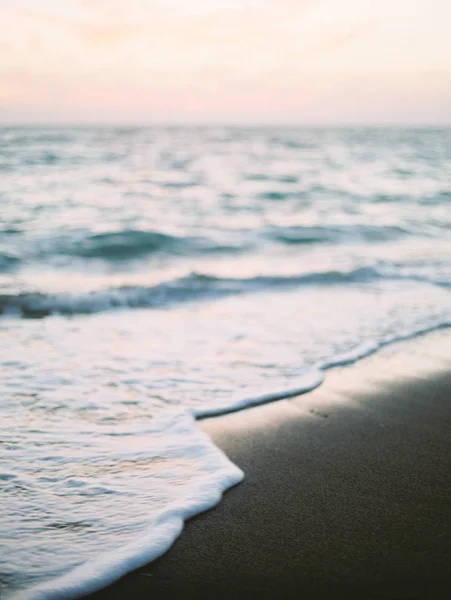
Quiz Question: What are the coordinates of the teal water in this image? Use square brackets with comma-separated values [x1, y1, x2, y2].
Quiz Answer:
[1, 127, 451, 598]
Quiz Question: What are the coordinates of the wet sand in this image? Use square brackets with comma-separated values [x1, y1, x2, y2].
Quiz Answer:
[88, 330, 451, 600]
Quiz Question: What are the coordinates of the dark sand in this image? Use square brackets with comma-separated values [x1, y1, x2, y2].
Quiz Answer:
[88, 331, 451, 600]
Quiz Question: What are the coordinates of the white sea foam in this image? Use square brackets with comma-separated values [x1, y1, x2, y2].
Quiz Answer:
[320, 319, 451, 370]
[15, 413, 243, 600]
[194, 368, 324, 418]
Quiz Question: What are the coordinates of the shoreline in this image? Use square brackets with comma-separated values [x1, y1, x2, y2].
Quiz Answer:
[87, 328, 451, 599]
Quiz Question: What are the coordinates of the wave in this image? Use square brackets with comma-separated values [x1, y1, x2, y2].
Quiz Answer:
[0, 252, 20, 272]
[66, 230, 185, 259]
[0, 268, 375, 318]
[3, 227, 247, 270]
[39, 230, 246, 261]
[2, 266, 449, 319]
[267, 224, 408, 244]
[258, 191, 291, 201]
[2, 223, 413, 272]
[14, 412, 244, 600]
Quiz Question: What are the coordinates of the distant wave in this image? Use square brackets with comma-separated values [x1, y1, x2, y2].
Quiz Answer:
[266, 224, 408, 244]
[258, 191, 292, 201]
[2, 266, 449, 319]
[58, 223, 401, 259]
[66, 230, 185, 259]
[0, 252, 20, 272]
[1, 223, 415, 271]
[42, 230, 246, 261]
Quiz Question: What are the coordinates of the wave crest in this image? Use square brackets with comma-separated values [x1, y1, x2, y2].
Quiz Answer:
[0, 266, 430, 319]
[67, 230, 182, 259]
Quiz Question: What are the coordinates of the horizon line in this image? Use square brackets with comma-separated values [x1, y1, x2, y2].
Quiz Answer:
[1, 121, 451, 129]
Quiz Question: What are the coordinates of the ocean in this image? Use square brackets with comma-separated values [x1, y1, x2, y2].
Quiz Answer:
[1, 126, 451, 599]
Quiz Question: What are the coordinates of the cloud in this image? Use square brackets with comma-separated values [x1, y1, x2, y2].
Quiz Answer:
[313, 29, 365, 56]
[0, 0, 449, 124]
[16, 8, 145, 46]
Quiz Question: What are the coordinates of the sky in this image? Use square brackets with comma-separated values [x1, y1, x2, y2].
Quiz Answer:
[0, 0, 450, 125]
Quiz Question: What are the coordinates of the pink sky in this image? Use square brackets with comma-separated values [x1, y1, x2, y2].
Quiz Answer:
[1, 0, 450, 124]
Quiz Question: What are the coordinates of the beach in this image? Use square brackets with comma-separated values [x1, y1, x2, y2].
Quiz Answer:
[2, 0, 451, 594]
[88, 329, 451, 600]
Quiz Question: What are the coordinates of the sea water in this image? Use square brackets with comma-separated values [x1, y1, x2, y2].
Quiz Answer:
[1, 126, 451, 598]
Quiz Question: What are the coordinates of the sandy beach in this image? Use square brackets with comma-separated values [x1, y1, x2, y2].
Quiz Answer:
[85, 329, 451, 600]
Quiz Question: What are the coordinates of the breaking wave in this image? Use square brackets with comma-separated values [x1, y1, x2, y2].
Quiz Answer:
[1, 266, 449, 319]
